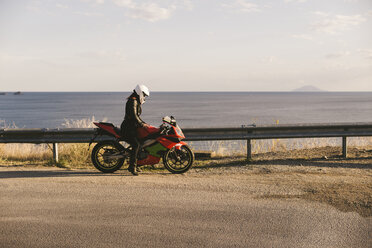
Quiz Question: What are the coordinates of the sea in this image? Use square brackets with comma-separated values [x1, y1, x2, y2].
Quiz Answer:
[1, 91, 372, 128]
[1, 92, 372, 153]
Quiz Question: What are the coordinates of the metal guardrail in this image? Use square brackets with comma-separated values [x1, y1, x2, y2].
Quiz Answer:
[1, 122, 372, 161]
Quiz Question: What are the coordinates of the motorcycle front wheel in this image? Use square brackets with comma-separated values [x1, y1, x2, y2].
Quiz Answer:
[163, 145, 194, 174]
[91, 141, 126, 173]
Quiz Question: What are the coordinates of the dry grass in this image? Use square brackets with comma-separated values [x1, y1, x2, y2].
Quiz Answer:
[0, 143, 91, 168]
[1, 137, 371, 167]
[57, 143, 92, 168]
[188, 136, 372, 158]
[0, 117, 102, 168]
[0, 144, 51, 161]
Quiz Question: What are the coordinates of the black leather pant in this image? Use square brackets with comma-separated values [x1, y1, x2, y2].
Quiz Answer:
[121, 121, 140, 167]
[125, 135, 140, 167]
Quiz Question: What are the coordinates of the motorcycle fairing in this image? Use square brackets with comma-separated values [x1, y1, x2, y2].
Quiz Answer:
[157, 136, 179, 149]
[93, 122, 121, 138]
[137, 155, 160, 166]
[145, 142, 168, 157]
[137, 126, 160, 139]
[174, 141, 188, 150]
[137, 124, 188, 150]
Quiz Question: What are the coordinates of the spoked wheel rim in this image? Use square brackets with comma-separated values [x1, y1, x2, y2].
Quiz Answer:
[95, 144, 123, 169]
[164, 146, 193, 172]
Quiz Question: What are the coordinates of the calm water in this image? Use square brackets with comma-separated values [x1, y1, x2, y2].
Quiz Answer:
[1, 92, 372, 129]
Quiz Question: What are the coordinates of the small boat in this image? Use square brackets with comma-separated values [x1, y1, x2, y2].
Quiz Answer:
[14, 91, 22, 95]
[0, 92, 6, 95]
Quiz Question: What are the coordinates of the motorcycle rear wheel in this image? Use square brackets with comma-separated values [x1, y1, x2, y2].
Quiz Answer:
[91, 141, 126, 173]
[163, 145, 194, 174]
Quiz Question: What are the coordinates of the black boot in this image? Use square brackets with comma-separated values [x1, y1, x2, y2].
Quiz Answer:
[128, 164, 138, 176]
[128, 156, 139, 176]
[128, 140, 140, 176]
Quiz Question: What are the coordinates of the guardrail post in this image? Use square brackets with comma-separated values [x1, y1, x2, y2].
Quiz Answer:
[342, 137, 347, 158]
[247, 139, 252, 161]
[53, 143, 59, 163]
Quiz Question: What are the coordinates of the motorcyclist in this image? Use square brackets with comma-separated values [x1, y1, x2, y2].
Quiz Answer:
[121, 84, 150, 176]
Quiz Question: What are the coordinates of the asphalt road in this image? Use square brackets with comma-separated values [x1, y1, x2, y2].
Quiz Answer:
[0, 167, 370, 248]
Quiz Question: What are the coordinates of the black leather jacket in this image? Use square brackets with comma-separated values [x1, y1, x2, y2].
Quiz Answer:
[121, 93, 145, 137]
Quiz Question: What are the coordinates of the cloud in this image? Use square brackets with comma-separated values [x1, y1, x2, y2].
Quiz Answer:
[112, 0, 177, 22]
[80, 0, 105, 4]
[261, 56, 277, 64]
[126, 3, 174, 22]
[179, 0, 193, 11]
[284, 0, 307, 3]
[56, 3, 68, 9]
[325, 51, 350, 59]
[292, 34, 313, 41]
[357, 49, 372, 60]
[74, 11, 103, 17]
[0, 54, 38, 63]
[222, 0, 261, 13]
[76, 49, 126, 61]
[311, 12, 366, 34]
[292, 34, 325, 45]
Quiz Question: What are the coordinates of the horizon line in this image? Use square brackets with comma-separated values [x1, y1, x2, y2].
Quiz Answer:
[1, 90, 372, 93]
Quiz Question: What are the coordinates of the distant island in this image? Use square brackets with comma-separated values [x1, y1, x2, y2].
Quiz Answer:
[0, 91, 24, 95]
[293, 85, 325, 92]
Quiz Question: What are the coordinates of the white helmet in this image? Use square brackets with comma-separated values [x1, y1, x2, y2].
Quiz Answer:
[134, 84, 150, 104]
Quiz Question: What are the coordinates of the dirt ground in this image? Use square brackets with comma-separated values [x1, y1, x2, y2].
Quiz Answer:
[1, 146, 371, 217]
[191, 146, 372, 217]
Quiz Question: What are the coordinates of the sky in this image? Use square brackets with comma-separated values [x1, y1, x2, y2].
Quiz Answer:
[0, 0, 371, 92]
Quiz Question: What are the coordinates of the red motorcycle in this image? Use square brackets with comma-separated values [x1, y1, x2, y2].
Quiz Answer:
[90, 116, 194, 174]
